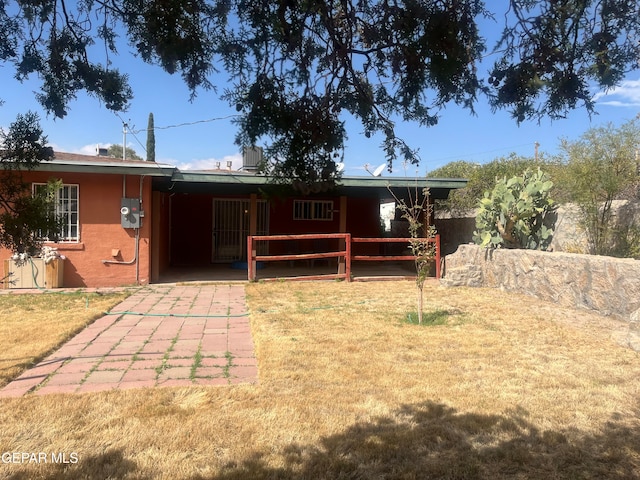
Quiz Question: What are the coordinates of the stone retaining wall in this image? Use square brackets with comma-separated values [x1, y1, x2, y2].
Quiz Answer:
[441, 244, 640, 320]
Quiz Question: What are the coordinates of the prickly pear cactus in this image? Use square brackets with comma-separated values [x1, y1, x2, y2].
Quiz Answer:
[473, 169, 556, 250]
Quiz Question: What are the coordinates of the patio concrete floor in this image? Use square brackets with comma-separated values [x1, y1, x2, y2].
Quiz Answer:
[157, 261, 420, 283]
[0, 284, 257, 397]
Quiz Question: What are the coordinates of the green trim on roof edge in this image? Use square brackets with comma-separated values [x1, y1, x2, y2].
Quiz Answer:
[171, 170, 468, 190]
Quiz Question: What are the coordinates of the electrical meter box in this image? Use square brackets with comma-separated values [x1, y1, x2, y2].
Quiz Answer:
[120, 198, 141, 228]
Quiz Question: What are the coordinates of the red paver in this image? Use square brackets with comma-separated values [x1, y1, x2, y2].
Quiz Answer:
[233, 357, 258, 367]
[166, 358, 195, 368]
[200, 357, 228, 367]
[97, 360, 131, 370]
[45, 372, 87, 386]
[118, 380, 156, 390]
[129, 359, 162, 370]
[83, 369, 124, 384]
[121, 368, 157, 382]
[157, 367, 192, 381]
[34, 384, 79, 395]
[0, 284, 258, 397]
[194, 366, 226, 378]
[57, 359, 95, 374]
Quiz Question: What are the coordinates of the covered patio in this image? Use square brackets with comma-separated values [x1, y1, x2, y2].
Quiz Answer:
[151, 171, 467, 283]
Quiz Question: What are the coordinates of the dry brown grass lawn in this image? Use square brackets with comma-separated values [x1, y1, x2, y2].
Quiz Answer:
[0, 281, 639, 479]
[0, 291, 130, 387]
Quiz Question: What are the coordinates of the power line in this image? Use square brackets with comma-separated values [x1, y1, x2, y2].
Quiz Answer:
[112, 112, 241, 161]
[128, 128, 147, 154]
[129, 114, 240, 135]
[113, 112, 148, 158]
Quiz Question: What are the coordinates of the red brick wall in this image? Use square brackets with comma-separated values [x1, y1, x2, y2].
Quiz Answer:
[0, 171, 153, 288]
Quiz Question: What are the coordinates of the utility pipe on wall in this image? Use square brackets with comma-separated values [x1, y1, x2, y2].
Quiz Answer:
[100, 176, 145, 284]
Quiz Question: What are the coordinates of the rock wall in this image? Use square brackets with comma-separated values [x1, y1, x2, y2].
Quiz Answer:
[441, 244, 640, 320]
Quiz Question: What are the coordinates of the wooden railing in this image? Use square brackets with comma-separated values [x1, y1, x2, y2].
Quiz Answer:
[352, 236, 441, 279]
[247, 233, 440, 282]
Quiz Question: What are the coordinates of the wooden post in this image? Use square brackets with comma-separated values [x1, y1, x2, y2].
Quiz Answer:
[338, 196, 347, 274]
[247, 194, 258, 280]
[345, 233, 352, 282]
[435, 234, 441, 279]
[249, 194, 258, 237]
[247, 235, 255, 281]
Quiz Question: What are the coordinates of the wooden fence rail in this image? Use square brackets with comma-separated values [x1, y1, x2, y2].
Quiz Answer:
[247, 233, 440, 282]
[352, 236, 441, 280]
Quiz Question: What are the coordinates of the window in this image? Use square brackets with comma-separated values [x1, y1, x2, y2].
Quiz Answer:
[293, 200, 334, 221]
[33, 183, 79, 241]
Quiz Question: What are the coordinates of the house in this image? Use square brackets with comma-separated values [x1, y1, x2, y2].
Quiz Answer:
[0, 151, 467, 288]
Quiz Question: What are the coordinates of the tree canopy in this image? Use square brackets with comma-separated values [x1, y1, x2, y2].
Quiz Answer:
[0, 112, 61, 255]
[1, 0, 638, 186]
[557, 118, 640, 255]
[427, 154, 559, 214]
[107, 144, 143, 161]
[146, 112, 156, 162]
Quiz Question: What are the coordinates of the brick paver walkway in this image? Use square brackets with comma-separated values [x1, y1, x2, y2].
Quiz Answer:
[0, 285, 257, 397]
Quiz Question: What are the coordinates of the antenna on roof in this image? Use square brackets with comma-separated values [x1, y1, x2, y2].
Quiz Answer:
[122, 122, 128, 161]
[364, 162, 386, 177]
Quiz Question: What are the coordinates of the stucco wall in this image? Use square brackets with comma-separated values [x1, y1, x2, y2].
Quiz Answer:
[441, 244, 640, 320]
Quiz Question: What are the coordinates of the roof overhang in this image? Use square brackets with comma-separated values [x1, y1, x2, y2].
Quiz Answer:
[34, 158, 176, 177]
[24, 152, 468, 199]
[157, 170, 468, 200]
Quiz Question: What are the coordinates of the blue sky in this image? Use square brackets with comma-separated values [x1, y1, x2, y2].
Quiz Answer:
[1, 38, 639, 177]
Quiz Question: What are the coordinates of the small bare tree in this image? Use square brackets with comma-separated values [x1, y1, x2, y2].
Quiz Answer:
[389, 184, 436, 325]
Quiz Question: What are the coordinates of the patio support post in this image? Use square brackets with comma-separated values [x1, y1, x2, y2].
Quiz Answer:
[247, 194, 258, 281]
[249, 194, 258, 237]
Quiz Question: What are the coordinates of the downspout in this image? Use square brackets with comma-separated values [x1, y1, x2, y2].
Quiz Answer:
[136, 175, 145, 283]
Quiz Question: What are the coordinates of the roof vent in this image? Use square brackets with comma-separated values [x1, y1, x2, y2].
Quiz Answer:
[96, 147, 109, 156]
[242, 146, 263, 171]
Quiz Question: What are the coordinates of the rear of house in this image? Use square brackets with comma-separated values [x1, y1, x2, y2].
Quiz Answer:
[1, 151, 467, 288]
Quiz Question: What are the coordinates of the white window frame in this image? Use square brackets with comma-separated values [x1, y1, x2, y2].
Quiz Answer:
[293, 200, 334, 221]
[32, 183, 80, 242]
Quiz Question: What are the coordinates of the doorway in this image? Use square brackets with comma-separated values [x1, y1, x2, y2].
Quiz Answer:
[211, 198, 269, 262]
